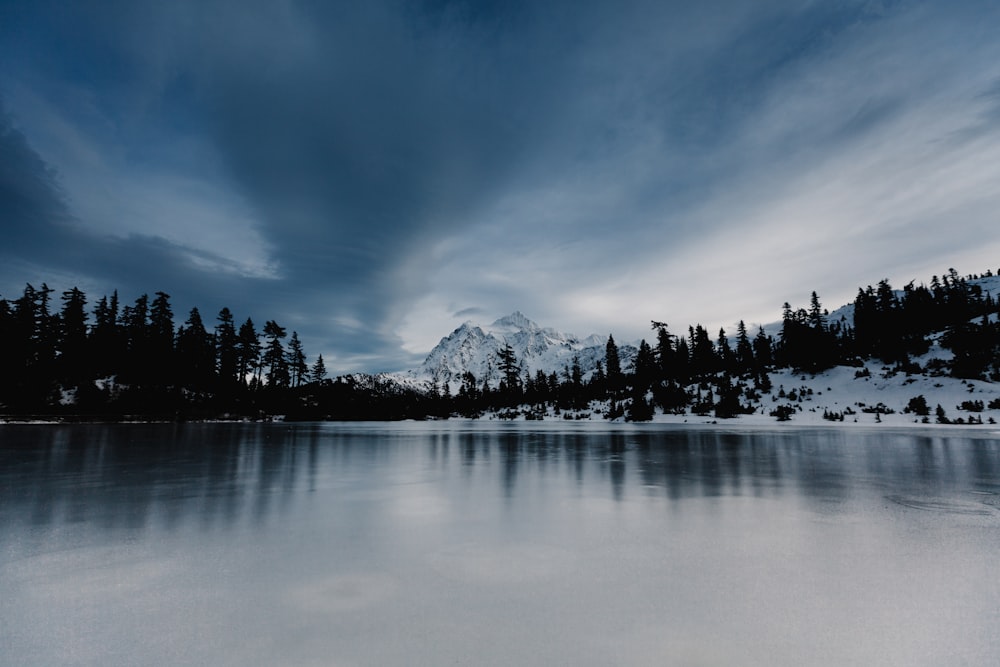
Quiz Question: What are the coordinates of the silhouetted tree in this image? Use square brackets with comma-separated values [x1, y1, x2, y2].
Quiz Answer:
[215, 308, 238, 388]
[176, 307, 215, 392]
[236, 317, 261, 389]
[287, 331, 308, 387]
[311, 354, 327, 383]
[58, 287, 88, 384]
[262, 320, 289, 388]
[605, 334, 622, 393]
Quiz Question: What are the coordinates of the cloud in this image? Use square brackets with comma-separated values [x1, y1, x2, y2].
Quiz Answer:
[3, 0, 1000, 370]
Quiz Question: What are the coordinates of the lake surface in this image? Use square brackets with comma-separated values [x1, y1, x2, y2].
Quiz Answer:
[2, 422, 999, 666]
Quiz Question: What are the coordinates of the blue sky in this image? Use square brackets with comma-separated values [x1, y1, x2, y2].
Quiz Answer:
[3, 0, 1000, 372]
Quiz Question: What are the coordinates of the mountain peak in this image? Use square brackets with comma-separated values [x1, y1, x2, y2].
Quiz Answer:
[490, 311, 538, 331]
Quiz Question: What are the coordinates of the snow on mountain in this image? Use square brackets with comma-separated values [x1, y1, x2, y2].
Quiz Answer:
[391, 272, 1000, 401]
[397, 311, 636, 390]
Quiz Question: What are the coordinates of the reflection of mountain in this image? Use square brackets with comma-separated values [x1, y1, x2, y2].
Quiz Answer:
[2, 426, 998, 540]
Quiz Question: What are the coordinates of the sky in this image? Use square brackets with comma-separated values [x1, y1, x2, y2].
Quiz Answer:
[3, 0, 1000, 373]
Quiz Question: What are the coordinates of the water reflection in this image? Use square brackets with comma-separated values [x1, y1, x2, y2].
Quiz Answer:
[4, 423, 1000, 667]
[3, 424, 999, 538]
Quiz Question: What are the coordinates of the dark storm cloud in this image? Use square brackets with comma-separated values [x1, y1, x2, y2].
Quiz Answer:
[0, 102, 71, 259]
[0, 100, 277, 331]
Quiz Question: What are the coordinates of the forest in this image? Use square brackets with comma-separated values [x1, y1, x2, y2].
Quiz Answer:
[1, 268, 999, 421]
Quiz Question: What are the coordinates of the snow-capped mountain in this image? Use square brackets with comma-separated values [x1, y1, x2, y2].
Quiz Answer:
[399, 311, 636, 390]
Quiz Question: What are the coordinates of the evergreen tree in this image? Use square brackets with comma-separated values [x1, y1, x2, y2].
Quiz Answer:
[176, 307, 215, 391]
[605, 334, 622, 393]
[311, 354, 328, 383]
[752, 326, 772, 370]
[91, 292, 121, 377]
[626, 387, 654, 421]
[714, 374, 743, 418]
[215, 308, 238, 387]
[236, 317, 261, 388]
[262, 320, 289, 388]
[652, 321, 674, 381]
[633, 339, 656, 392]
[808, 291, 826, 330]
[287, 331, 308, 387]
[674, 336, 690, 382]
[733, 320, 752, 373]
[689, 325, 717, 377]
[58, 287, 88, 383]
[497, 343, 521, 397]
[717, 328, 735, 374]
[149, 292, 175, 386]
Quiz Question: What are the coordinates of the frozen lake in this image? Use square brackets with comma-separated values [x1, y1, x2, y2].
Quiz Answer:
[2, 422, 999, 666]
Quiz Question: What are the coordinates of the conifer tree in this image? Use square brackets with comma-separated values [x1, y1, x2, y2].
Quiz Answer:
[735, 320, 754, 374]
[287, 331, 308, 387]
[176, 307, 215, 391]
[752, 326, 772, 370]
[311, 354, 327, 383]
[689, 325, 717, 377]
[605, 334, 622, 393]
[652, 321, 674, 381]
[633, 339, 656, 392]
[262, 320, 289, 388]
[497, 343, 520, 396]
[717, 328, 735, 373]
[148, 292, 175, 386]
[215, 308, 238, 387]
[236, 317, 261, 388]
[58, 287, 88, 383]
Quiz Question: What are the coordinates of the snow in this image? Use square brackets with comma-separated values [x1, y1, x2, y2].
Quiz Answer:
[394, 311, 637, 391]
[461, 357, 1000, 429]
[383, 273, 1000, 427]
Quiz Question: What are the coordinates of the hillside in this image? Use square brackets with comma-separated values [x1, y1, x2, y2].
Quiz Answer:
[384, 270, 1000, 425]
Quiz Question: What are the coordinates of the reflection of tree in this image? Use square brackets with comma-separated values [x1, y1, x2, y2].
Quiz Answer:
[608, 434, 626, 502]
[0, 424, 326, 538]
[3, 425, 996, 547]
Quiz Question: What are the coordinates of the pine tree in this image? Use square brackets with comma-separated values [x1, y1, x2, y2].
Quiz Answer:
[633, 339, 656, 392]
[91, 292, 120, 377]
[605, 334, 622, 393]
[236, 317, 261, 388]
[58, 287, 88, 383]
[717, 328, 735, 374]
[497, 343, 520, 396]
[176, 307, 215, 391]
[262, 320, 289, 388]
[689, 325, 717, 377]
[148, 292, 175, 387]
[215, 308, 238, 387]
[121, 293, 150, 385]
[808, 291, 826, 330]
[752, 326, 772, 370]
[735, 320, 754, 374]
[652, 322, 674, 381]
[287, 331, 308, 387]
[311, 354, 328, 383]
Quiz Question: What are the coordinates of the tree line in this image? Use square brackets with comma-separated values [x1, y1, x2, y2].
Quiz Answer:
[1, 267, 998, 421]
[0, 285, 326, 417]
[421, 268, 1000, 421]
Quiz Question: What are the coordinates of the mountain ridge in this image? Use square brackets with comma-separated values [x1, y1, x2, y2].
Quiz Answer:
[396, 311, 637, 390]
